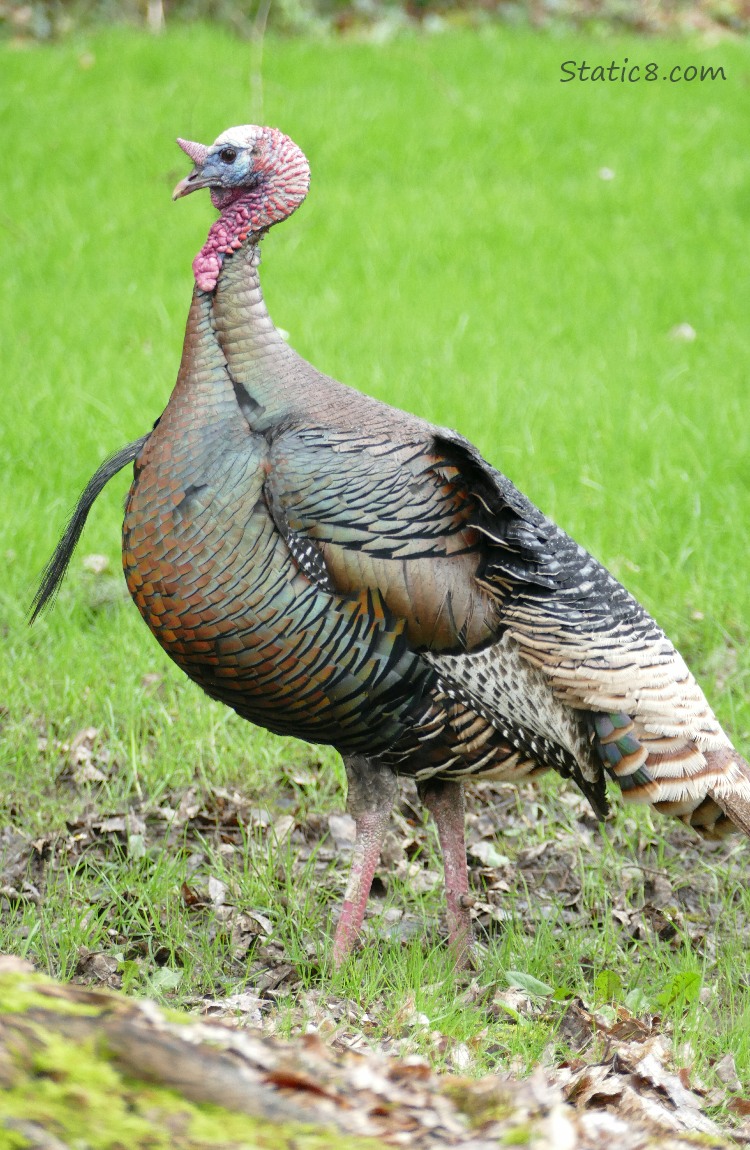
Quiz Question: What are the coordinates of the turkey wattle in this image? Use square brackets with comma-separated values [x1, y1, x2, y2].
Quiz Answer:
[33, 125, 750, 968]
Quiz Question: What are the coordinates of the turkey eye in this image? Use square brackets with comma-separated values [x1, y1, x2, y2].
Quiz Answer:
[219, 147, 237, 164]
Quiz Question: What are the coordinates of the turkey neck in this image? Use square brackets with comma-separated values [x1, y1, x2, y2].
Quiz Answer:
[207, 238, 303, 427]
[171, 220, 427, 443]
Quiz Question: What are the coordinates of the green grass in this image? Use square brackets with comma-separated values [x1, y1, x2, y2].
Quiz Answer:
[2, 22, 750, 1104]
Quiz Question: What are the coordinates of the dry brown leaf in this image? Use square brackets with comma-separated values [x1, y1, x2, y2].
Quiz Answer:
[715, 1051, 742, 1093]
[272, 814, 296, 842]
[565, 1064, 624, 1107]
[208, 876, 227, 906]
[327, 814, 357, 850]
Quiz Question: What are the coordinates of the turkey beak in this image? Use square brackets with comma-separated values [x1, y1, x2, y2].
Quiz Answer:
[172, 168, 212, 200]
[173, 138, 213, 200]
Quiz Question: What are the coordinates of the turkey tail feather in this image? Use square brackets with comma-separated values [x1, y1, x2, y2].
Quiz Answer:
[613, 739, 750, 838]
[29, 433, 150, 623]
[706, 749, 750, 837]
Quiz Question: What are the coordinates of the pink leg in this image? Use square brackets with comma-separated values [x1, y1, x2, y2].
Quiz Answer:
[332, 756, 397, 968]
[418, 777, 474, 968]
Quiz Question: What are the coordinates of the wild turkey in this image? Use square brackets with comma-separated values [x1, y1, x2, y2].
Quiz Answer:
[33, 125, 750, 968]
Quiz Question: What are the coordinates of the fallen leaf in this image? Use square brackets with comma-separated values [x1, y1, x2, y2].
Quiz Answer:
[327, 814, 356, 849]
[715, 1052, 742, 1093]
[468, 841, 510, 868]
[208, 877, 227, 906]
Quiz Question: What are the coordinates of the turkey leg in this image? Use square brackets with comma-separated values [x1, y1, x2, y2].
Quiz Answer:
[332, 755, 397, 967]
[418, 777, 474, 968]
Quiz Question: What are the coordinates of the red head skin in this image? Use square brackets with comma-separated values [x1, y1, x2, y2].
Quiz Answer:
[174, 126, 311, 293]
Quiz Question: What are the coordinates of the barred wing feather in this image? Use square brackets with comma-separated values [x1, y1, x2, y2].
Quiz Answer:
[427, 432, 750, 835]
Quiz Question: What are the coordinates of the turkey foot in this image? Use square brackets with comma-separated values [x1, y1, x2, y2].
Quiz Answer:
[332, 756, 397, 968]
[418, 777, 474, 970]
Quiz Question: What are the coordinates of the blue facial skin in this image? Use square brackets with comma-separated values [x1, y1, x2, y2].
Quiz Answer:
[174, 138, 262, 206]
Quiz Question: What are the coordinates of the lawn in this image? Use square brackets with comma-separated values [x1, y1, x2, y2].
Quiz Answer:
[2, 20, 750, 1110]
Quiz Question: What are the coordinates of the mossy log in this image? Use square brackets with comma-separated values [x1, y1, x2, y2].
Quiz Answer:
[0, 957, 736, 1150]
